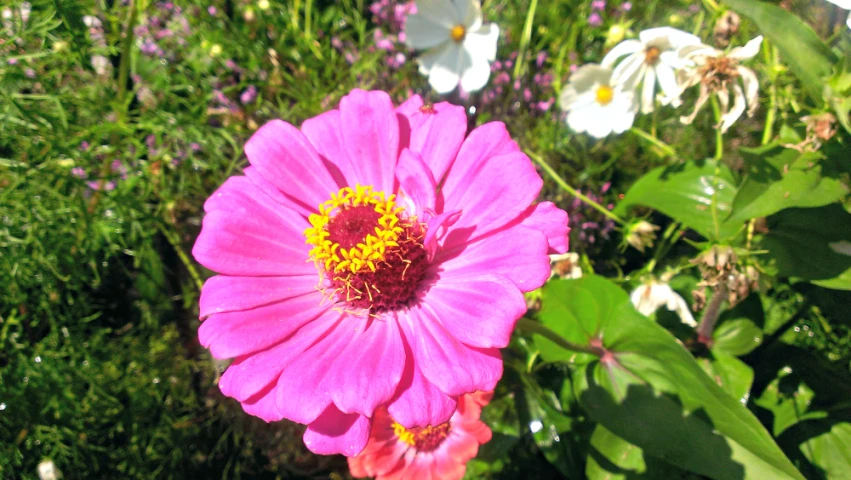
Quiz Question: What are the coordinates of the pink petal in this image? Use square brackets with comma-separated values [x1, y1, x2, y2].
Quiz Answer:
[396, 149, 436, 218]
[441, 145, 543, 245]
[199, 292, 329, 359]
[244, 119, 339, 213]
[218, 310, 341, 402]
[199, 274, 317, 318]
[388, 350, 458, 428]
[192, 178, 313, 276]
[301, 109, 356, 188]
[321, 316, 406, 417]
[303, 404, 370, 457]
[423, 209, 461, 261]
[240, 383, 284, 422]
[420, 273, 526, 349]
[396, 97, 467, 183]
[441, 122, 520, 194]
[243, 166, 314, 218]
[275, 315, 357, 424]
[517, 202, 570, 254]
[340, 89, 400, 192]
[400, 305, 503, 396]
[435, 225, 550, 292]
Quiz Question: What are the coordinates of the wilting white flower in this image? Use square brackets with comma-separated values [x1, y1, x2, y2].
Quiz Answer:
[825, 0, 851, 29]
[602, 27, 701, 113]
[677, 36, 762, 133]
[38, 460, 61, 480]
[549, 252, 583, 280]
[405, 0, 499, 94]
[630, 279, 697, 327]
[91, 55, 111, 76]
[559, 64, 637, 138]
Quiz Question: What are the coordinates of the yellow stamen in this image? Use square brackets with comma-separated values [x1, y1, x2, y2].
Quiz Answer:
[450, 24, 466, 43]
[304, 185, 405, 274]
[393, 422, 416, 446]
[595, 85, 614, 105]
[645, 46, 661, 65]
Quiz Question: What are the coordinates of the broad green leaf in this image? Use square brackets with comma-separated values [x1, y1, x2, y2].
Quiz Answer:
[698, 352, 754, 404]
[614, 160, 740, 240]
[586, 424, 699, 480]
[713, 295, 765, 356]
[727, 145, 848, 224]
[752, 346, 851, 479]
[537, 276, 804, 479]
[721, 0, 835, 101]
[761, 205, 851, 290]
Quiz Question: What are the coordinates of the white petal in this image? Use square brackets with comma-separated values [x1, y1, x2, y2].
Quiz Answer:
[463, 23, 499, 61]
[846, 11, 851, 29]
[720, 84, 747, 133]
[737, 66, 759, 116]
[825, 0, 851, 8]
[567, 64, 614, 92]
[639, 27, 701, 49]
[729, 36, 763, 61]
[561, 88, 598, 112]
[413, 0, 456, 28]
[612, 54, 646, 90]
[459, 49, 491, 92]
[419, 44, 462, 93]
[680, 84, 710, 125]
[566, 108, 589, 134]
[670, 293, 697, 327]
[454, 0, 481, 28]
[405, 14, 451, 50]
[655, 64, 681, 106]
[601, 40, 643, 68]
[641, 67, 656, 114]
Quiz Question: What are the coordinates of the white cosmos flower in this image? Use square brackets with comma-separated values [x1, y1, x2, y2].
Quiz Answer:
[559, 64, 637, 138]
[677, 36, 762, 133]
[602, 27, 701, 114]
[630, 279, 697, 327]
[825, 0, 851, 29]
[405, 0, 499, 94]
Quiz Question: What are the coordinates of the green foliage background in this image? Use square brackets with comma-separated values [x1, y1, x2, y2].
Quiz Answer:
[1, 0, 849, 478]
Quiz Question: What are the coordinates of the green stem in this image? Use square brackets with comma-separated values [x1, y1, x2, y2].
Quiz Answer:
[304, 0, 313, 39]
[527, 150, 624, 225]
[158, 223, 204, 292]
[513, 0, 538, 81]
[116, 0, 138, 119]
[761, 43, 778, 145]
[711, 96, 724, 161]
[629, 127, 677, 158]
[516, 318, 601, 356]
[646, 221, 681, 273]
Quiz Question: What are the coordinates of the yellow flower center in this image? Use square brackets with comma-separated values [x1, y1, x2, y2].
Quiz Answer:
[305, 185, 404, 274]
[595, 85, 614, 105]
[392, 421, 452, 452]
[644, 46, 661, 65]
[450, 24, 466, 43]
[304, 185, 429, 312]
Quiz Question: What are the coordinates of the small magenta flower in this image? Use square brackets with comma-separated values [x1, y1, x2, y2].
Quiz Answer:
[192, 89, 569, 456]
[348, 391, 492, 480]
[588, 12, 603, 26]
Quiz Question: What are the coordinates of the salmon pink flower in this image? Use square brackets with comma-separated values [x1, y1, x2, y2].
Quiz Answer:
[192, 89, 568, 456]
[348, 391, 493, 480]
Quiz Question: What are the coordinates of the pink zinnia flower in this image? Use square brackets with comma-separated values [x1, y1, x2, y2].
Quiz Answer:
[192, 89, 568, 456]
[348, 391, 493, 480]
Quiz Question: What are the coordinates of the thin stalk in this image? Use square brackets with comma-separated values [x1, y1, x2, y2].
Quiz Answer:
[711, 96, 724, 161]
[697, 285, 727, 343]
[761, 44, 778, 145]
[629, 127, 677, 158]
[116, 0, 138, 119]
[158, 223, 204, 292]
[304, 0, 313, 39]
[527, 150, 624, 225]
[516, 318, 602, 356]
[646, 221, 681, 274]
[513, 0, 538, 81]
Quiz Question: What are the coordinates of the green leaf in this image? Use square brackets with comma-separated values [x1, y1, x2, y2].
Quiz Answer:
[752, 345, 851, 479]
[614, 160, 740, 240]
[698, 352, 754, 404]
[761, 205, 851, 290]
[721, 0, 835, 101]
[586, 425, 699, 480]
[713, 295, 765, 356]
[727, 145, 848, 224]
[537, 276, 804, 479]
